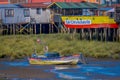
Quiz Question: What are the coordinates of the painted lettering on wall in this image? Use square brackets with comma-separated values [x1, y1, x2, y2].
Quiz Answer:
[65, 20, 91, 25]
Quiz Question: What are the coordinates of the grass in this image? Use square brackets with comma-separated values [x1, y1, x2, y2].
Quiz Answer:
[0, 34, 120, 60]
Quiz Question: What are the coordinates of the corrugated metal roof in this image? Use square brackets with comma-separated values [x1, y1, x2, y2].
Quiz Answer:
[21, 2, 51, 8]
[0, 4, 23, 8]
[49, 2, 100, 9]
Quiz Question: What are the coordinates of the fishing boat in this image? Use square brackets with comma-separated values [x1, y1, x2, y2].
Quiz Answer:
[28, 52, 80, 65]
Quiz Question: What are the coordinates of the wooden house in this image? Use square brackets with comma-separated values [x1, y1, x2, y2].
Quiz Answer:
[21, 2, 58, 34]
[48, 2, 100, 22]
[21, 2, 51, 24]
[0, 4, 30, 24]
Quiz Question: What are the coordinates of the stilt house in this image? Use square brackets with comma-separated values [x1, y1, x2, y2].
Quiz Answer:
[0, 4, 30, 24]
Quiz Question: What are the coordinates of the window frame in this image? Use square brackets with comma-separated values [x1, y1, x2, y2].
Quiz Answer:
[5, 9, 14, 17]
[36, 8, 41, 14]
[24, 8, 30, 17]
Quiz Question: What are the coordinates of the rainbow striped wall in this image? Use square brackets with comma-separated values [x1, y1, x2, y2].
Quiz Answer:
[61, 16, 118, 29]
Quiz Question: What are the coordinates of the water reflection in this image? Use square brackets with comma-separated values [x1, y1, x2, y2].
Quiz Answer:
[52, 61, 120, 80]
[54, 65, 79, 70]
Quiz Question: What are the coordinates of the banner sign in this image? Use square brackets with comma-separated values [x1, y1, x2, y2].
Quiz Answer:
[65, 20, 91, 25]
[62, 16, 118, 29]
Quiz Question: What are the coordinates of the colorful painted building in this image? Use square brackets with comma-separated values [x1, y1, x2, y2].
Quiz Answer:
[49, 2, 118, 29]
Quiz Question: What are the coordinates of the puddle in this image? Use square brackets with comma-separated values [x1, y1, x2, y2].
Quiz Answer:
[52, 61, 120, 80]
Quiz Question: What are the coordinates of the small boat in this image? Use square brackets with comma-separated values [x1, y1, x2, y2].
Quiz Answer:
[28, 52, 80, 65]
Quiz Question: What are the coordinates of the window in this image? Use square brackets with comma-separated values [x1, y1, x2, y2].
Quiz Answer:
[24, 9, 30, 17]
[96, 0, 99, 2]
[36, 8, 41, 14]
[5, 9, 14, 17]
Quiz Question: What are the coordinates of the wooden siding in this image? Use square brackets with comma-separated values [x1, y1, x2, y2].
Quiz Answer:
[0, 8, 30, 24]
[30, 8, 50, 23]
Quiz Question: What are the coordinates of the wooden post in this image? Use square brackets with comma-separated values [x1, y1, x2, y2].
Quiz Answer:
[0, 24, 1, 35]
[82, 29, 84, 40]
[95, 28, 97, 41]
[49, 23, 51, 34]
[52, 24, 53, 33]
[89, 28, 92, 41]
[40, 24, 42, 34]
[13, 24, 15, 35]
[108, 28, 111, 41]
[34, 24, 36, 34]
[10, 24, 12, 34]
[29, 24, 32, 34]
[104, 28, 107, 42]
[118, 26, 120, 42]
[113, 28, 116, 41]
[79, 29, 82, 40]
[100, 28, 103, 41]
[7, 24, 9, 35]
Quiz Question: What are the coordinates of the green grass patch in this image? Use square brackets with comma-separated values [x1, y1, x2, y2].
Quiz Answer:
[0, 34, 120, 60]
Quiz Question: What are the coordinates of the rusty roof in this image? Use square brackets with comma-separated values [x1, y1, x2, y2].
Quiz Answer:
[21, 2, 51, 8]
[103, 4, 120, 8]
[0, 0, 8, 2]
[0, 0, 8, 4]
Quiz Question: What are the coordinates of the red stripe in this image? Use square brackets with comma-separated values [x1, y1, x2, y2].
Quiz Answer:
[64, 23, 118, 29]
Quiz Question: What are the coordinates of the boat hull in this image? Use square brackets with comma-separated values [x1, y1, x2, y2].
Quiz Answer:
[29, 55, 80, 65]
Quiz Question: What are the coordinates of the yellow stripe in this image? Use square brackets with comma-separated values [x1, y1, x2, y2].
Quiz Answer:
[61, 16, 116, 24]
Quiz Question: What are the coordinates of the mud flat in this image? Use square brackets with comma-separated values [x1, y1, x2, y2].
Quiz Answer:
[0, 58, 120, 80]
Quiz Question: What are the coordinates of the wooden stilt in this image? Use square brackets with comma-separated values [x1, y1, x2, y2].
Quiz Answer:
[30, 24, 32, 34]
[49, 24, 51, 34]
[108, 28, 110, 41]
[104, 28, 107, 41]
[39, 24, 41, 34]
[89, 28, 92, 41]
[100, 28, 103, 41]
[13, 24, 15, 35]
[52, 24, 53, 33]
[82, 29, 84, 40]
[113, 29, 114, 41]
[118, 27, 120, 42]
[95, 28, 97, 40]
[34, 24, 36, 34]
[32, 24, 33, 34]
[0, 24, 2, 35]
